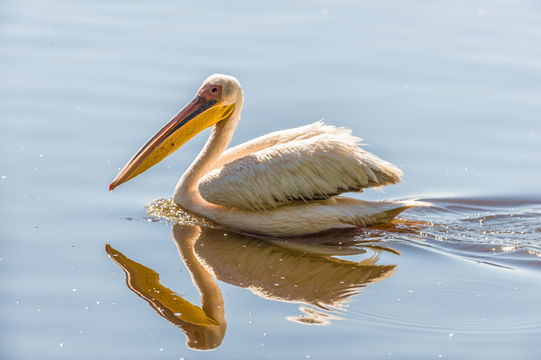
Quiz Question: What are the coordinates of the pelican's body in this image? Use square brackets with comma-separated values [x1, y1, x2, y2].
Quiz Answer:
[110, 74, 422, 236]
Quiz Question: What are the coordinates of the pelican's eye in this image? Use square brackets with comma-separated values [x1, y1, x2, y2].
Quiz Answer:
[211, 87, 218, 93]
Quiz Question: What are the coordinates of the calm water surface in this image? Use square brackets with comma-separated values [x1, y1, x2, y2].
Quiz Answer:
[1, 0, 540, 359]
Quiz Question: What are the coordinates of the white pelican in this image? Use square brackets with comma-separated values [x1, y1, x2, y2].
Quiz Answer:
[110, 74, 422, 236]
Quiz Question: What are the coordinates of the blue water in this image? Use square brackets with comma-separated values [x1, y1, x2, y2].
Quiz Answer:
[1, 0, 541, 359]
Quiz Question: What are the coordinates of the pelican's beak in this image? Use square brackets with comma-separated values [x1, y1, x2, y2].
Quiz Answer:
[109, 95, 234, 191]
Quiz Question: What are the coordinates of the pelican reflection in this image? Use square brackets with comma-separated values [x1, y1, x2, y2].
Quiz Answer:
[106, 224, 397, 350]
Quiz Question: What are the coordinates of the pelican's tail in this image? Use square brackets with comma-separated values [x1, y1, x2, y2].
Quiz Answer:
[334, 198, 431, 228]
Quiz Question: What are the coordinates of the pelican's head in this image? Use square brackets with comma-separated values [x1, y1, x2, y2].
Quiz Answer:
[200, 73, 243, 107]
[109, 74, 242, 191]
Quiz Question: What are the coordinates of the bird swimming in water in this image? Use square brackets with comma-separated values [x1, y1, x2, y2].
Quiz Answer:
[110, 74, 423, 236]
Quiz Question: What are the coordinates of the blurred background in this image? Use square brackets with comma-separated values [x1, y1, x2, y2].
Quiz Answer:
[1, 0, 540, 359]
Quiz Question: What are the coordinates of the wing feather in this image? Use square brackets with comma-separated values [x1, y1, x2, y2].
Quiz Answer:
[213, 121, 353, 169]
[198, 123, 402, 211]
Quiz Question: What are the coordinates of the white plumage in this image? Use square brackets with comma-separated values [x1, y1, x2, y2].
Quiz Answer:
[198, 121, 402, 211]
[110, 74, 426, 236]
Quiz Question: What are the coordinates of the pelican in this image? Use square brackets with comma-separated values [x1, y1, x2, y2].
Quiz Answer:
[110, 74, 422, 236]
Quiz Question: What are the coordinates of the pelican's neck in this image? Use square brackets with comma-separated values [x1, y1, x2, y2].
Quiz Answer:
[174, 100, 242, 205]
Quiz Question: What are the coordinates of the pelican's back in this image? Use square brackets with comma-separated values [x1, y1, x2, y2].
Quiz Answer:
[198, 122, 402, 211]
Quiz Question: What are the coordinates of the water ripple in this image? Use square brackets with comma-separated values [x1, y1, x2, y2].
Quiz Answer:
[362, 196, 541, 270]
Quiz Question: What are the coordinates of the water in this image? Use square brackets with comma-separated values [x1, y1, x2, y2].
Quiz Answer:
[1, 0, 540, 359]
